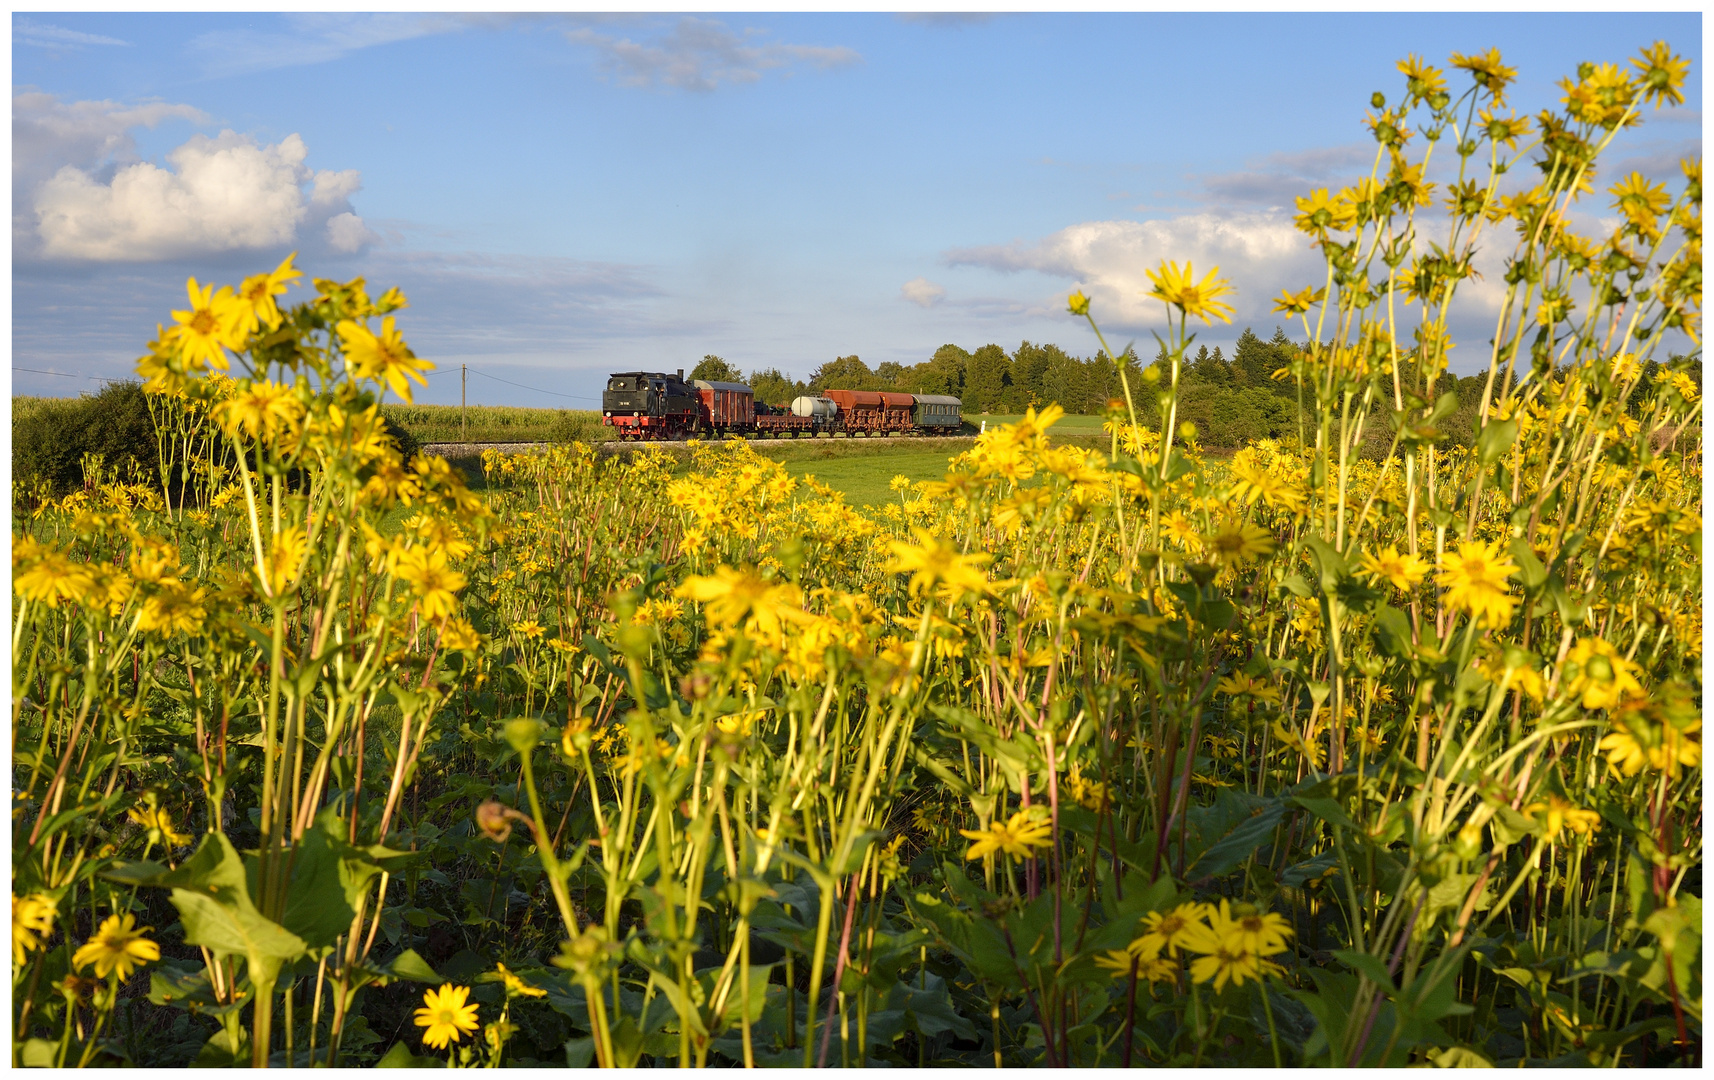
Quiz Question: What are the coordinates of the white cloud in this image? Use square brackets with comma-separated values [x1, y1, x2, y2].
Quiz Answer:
[947, 212, 1321, 331]
[568, 16, 860, 92]
[14, 18, 130, 49]
[900, 276, 946, 307]
[13, 91, 206, 194]
[326, 212, 377, 254]
[32, 129, 368, 262]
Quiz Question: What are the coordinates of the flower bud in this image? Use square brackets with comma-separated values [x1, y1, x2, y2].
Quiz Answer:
[1178, 421, 1198, 441]
[1067, 290, 1091, 316]
[1371, 91, 1386, 109]
[476, 799, 515, 843]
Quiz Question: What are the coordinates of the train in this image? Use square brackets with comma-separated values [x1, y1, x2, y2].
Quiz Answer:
[601, 369, 964, 441]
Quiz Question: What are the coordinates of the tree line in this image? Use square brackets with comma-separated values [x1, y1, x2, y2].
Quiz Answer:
[692, 328, 1309, 446]
[690, 333, 1699, 451]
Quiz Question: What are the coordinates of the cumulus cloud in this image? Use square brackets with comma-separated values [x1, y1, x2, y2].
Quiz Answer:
[947, 212, 1321, 331]
[900, 276, 946, 307]
[13, 91, 205, 194]
[28, 123, 374, 262]
[326, 212, 379, 254]
[568, 16, 860, 91]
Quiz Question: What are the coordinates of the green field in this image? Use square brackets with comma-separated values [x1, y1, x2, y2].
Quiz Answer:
[381, 403, 601, 444]
[771, 445, 965, 506]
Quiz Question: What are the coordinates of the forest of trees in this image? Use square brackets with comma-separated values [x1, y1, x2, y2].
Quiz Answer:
[692, 328, 1310, 447]
[689, 332, 1699, 451]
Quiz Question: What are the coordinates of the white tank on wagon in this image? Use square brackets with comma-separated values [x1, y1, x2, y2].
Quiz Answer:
[789, 396, 840, 419]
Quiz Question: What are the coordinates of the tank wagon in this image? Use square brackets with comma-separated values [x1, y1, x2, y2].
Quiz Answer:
[600, 370, 964, 441]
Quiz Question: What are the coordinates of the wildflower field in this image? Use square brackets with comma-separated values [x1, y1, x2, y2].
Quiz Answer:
[10, 44, 1703, 1068]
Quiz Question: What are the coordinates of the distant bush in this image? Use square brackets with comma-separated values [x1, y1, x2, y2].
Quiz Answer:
[381, 412, 422, 462]
[13, 382, 158, 496]
[548, 409, 605, 445]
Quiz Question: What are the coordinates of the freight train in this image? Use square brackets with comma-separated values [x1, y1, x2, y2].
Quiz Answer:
[601, 369, 964, 441]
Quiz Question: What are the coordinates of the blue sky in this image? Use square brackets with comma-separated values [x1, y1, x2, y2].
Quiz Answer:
[11, 12, 1702, 408]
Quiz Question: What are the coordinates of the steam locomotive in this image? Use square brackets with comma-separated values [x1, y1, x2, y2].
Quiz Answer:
[601, 369, 963, 441]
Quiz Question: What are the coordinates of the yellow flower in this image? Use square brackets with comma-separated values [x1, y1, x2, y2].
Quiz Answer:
[126, 803, 194, 847]
[1067, 290, 1091, 316]
[338, 316, 432, 403]
[1204, 522, 1276, 564]
[1478, 107, 1531, 151]
[1631, 40, 1690, 109]
[442, 617, 483, 653]
[231, 252, 302, 337]
[1216, 672, 1281, 704]
[1564, 637, 1643, 710]
[678, 565, 808, 644]
[1597, 694, 1702, 779]
[263, 527, 310, 599]
[1143, 261, 1235, 325]
[13, 539, 95, 608]
[512, 619, 546, 640]
[1357, 544, 1431, 593]
[1293, 189, 1356, 236]
[1396, 54, 1446, 101]
[136, 582, 207, 636]
[394, 546, 467, 621]
[490, 963, 547, 999]
[71, 913, 160, 980]
[1434, 540, 1517, 628]
[1450, 48, 1517, 102]
[13, 894, 57, 965]
[215, 380, 304, 443]
[1218, 900, 1293, 957]
[1129, 902, 1210, 960]
[1272, 285, 1325, 315]
[959, 809, 1052, 861]
[1162, 510, 1201, 552]
[414, 983, 481, 1050]
[1186, 940, 1268, 992]
[171, 278, 244, 371]
[1524, 793, 1600, 842]
[886, 528, 991, 603]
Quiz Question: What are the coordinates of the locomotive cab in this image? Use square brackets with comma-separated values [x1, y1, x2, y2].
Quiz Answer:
[603, 369, 701, 439]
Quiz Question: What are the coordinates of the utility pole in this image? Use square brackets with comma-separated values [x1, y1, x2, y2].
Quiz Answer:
[461, 364, 467, 442]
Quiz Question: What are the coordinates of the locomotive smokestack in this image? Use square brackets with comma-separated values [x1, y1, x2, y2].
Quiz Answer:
[676, 368, 683, 380]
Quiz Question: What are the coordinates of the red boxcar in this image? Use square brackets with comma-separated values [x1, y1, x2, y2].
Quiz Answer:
[693, 380, 755, 431]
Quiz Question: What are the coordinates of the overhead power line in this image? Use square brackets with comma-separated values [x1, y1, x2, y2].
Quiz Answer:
[14, 366, 124, 384]
[465, 365, 601, 404]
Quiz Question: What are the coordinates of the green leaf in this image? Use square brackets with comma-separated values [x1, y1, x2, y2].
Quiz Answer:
[1334, 949, 1396, 994]
[563, 1036, 596, 1068]
[1474, 417, 1518, 465]
[1507, 538, 1547, 591]
[1425, 1046, 1493, 1067]
[1371, 605, 1413, 660]
[376, 1041, 442, 1068]
[1182, 789, 1286, 882]
[1302, 536, 1349, 593]
[159, 833, 307, 991]
[1291, 796, 1361, 833]
[383, 948, 443, 984]
[276, 827, 358, 951]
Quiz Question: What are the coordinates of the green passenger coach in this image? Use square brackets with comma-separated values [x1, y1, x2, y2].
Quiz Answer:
[912, 394, 963, 430]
